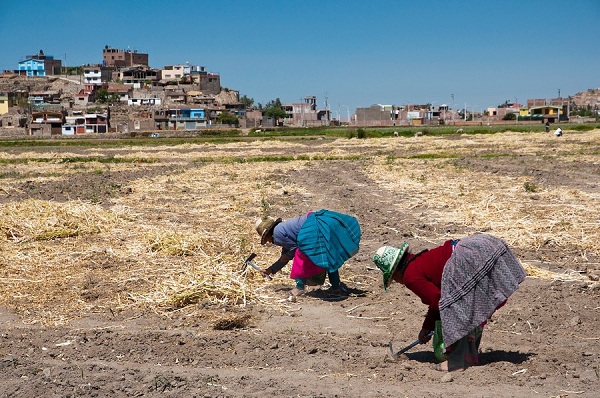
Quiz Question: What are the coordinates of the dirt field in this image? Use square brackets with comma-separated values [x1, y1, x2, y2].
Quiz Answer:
[0, 130, 599, 397]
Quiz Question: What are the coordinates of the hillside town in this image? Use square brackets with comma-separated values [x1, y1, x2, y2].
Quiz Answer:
[0, 46, 599, 136]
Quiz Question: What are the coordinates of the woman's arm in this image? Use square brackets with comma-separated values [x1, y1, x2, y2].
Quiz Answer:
[262, 251, 294, 276]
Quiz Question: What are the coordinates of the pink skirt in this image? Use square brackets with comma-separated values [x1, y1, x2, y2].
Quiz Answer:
[290, 248, 326, 279]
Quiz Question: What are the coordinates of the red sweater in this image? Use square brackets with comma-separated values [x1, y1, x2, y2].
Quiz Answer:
[402, 240, 454, 331]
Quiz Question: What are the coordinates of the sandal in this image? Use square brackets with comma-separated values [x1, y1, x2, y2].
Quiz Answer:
[290, 288, 306, 298]
[433, 362, 449, 372]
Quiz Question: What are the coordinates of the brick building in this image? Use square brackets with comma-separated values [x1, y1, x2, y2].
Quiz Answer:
[102, 45, 149, 68]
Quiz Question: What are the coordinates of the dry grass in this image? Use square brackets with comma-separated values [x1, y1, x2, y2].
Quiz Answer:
[0, 130, 598, 324]
[367, 131, 600, 258]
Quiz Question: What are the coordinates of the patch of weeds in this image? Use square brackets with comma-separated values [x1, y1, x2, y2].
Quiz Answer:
[523, 181, 539, 193]
[356, 128, 367, 139]
[260, 198, 270, 216]
[93, 168, 103, 175]
[35, 227, 81, 241]
[59, 156, 158, 164]
[408, 152, 458, 159]
[152, 375, 172, 392]
[90, 194, 101, 204]
[449, 159, 465, 171]
[479, 153, 515, 159]
[203, 375, 220, 386]
[0, 171, 21, 179]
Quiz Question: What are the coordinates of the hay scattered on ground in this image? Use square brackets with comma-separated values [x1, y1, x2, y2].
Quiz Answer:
[0, 159, 303, 324]
[0, 198, 129, 242]
[521, 262, 591, 282]
[0, 131, 598, 324]
[366, 131, 600, 263]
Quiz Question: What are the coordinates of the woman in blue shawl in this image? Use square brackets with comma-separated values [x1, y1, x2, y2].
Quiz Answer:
[255, 209, 361, 299]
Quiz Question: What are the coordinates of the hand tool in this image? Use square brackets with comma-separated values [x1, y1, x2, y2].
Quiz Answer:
[387, 331, 434, 361]
[242, 253, 272, 279]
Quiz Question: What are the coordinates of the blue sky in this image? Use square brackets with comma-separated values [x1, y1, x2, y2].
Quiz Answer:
[1, 1, 598, 114]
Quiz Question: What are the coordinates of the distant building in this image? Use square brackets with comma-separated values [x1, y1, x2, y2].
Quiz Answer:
[197, 72, 221, 95]
[18, 59, 46, 77]
[115, 66, 158, 88]
[128, 97, 162, 106]
[83, 65, 113, 86]
[159, 65, 186, 82]
[523, 97, 569, 122]
[355, 104, 395, 126]
[29, 110, 64, 135]
[107, 83, 134, 102]
[18, 50, 62, 76]
[102, 45, 149, 68]
[84, 113, 108, 133]
[74, 90, 92, 107]
[0, 94, 9, 115]
[281, 96, 328, 127]
[62, 114, 86, 135]
[154, 108, 207, 130]
[519, 105, 563, 123]
[487, 102, 521, 120]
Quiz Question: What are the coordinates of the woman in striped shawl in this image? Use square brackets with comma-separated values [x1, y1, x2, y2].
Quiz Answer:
[373, 234, 526, 372]
[255, 209, 361, 300]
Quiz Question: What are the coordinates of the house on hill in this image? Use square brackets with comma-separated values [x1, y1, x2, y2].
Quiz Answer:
[107, 83, 134, 103]
[103, 45, 148, 68]
[0, 94, 10, 115]
[18, 59, 46, 77]
[18, 50, 62, 76]
[29, 110, 64, 135]
[115, 66, 158, 88]
[154, 107, 207, 130]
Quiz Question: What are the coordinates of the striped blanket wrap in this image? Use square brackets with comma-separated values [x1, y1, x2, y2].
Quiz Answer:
[296, 209, 361, 273]
[439, 234, 526, 347]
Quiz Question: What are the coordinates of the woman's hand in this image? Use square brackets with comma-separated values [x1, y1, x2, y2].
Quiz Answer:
[418, 328, 433, 344]
[260, 268, 272, 278]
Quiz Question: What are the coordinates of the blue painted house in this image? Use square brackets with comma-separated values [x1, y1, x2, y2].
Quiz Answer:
[153, 108, 207, 130]
[18, 59, 46, 76]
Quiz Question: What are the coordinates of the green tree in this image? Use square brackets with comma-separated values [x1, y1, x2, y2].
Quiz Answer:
[240, 95, 254, 109]
[264, 98, 286, 124]
[217, 111, 239, 126]
[95, 89, 119, 104]
[264, 98, 283, 109]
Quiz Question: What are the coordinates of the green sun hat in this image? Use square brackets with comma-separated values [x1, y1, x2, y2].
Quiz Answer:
[372, 243, 409, 290]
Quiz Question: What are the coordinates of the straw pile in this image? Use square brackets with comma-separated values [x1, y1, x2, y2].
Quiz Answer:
[0, 155, 306, 324]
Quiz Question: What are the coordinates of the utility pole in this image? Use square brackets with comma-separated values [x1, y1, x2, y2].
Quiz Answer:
[451, 94, 455, 125]
[324, 91, 329, 126]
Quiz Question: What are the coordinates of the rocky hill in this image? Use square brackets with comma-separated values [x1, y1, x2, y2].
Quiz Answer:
[571, 88, 600, 108]
[0, 75, 82, 98]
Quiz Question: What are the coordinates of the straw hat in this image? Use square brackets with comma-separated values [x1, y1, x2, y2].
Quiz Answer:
[372, 243, 409, 290]
[255, 217, 282, 245]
